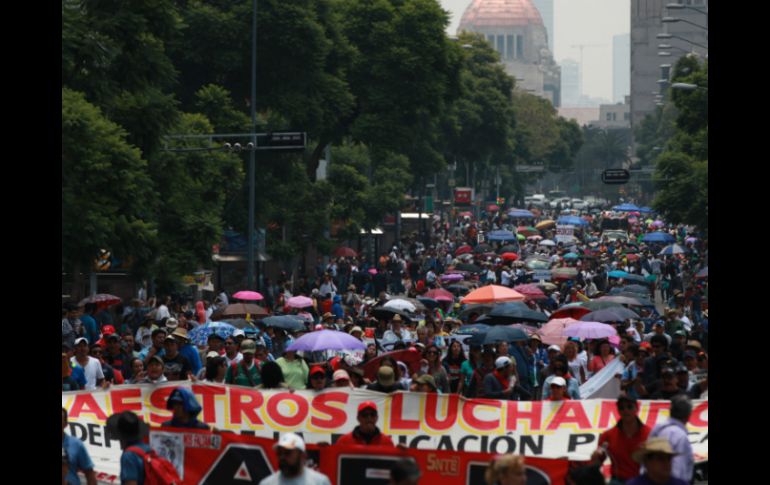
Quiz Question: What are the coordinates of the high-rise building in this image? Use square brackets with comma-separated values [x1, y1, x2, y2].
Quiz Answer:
[613, 33, 630, 104]
[458, 0, 561, 106]
[560, 59, 580, 107]
[531, 0, 554, 50]
[630, 1, 707, 137]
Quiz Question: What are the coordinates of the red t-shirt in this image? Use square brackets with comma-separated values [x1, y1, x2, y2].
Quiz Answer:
[598, 421, 652, 480]
[336, 428, 395, 447]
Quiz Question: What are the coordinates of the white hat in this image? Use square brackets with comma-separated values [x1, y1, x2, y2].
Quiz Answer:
[232, 329, 245, 338]
[165, 318, 178, 329]
[550, 376, 567, 387]
[74, 337, 89, 346]
[495, 356, 512, 369]
[274, 432, 306, 452]
[206, 351, 220, 359]
[548, 345, 561, 352]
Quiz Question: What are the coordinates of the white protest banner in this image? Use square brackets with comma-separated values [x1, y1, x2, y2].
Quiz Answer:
[63, 383, 708, 478]
[555, 225, 575, 244]
[579, 357, 625, 399]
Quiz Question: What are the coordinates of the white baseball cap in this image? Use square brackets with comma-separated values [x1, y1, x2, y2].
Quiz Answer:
[550, 376, 567, 387]
[548, 345, 561, 353]
[274, 432, 305, 452]
[232, 329, 246, 338]
[495, 356, 512, 369]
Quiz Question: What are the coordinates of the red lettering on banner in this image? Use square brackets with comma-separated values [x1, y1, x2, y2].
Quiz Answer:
[148, 387, 175, 425]
[390, 393, 420, 430]
[462, 398, 501, 431]
[310, 392, 348, 429]
[267, 393, 308, 427]
[689, 401, 708, 427]
[643, 402, 670, 428]
[110, 388, 143, 415]
[546, 402, 591, 430]
[425, 393, 458, 431]
[597, 400, 620, 429]
[229, 387, 264, 425]
[193, 384, 227, 423]
[70, 394, 108, 421]
[505, 400, 542, 431]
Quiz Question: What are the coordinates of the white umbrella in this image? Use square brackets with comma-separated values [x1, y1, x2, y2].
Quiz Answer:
[539, 239, 556, 247]
[383, 298, 417, 313]
[659, 244, 685, 256]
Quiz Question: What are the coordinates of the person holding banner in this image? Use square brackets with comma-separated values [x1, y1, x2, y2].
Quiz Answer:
[483, 357, 518, 400]
[592, 395, 651, 484]
[62, 407, 97, 485]
[484, 454, 527, 485]
[335, 401, 396, 447]
[161, 387, 210, 430]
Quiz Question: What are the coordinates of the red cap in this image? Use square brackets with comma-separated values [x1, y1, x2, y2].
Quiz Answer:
[358, 401, 377, 415]
[102, 325, 116, 335]
[310, 366, 325, 377]
[639, 341, 652, 351]
[330, 356, 342, 371]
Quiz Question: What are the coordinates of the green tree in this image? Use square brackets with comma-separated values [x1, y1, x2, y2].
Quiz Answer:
[62, 88, 158, 292]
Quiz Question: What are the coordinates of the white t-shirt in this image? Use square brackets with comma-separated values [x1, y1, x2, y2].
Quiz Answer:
[259, 467, 331, 485]
[71, 356, 105, 390]
[225, 352, 244, 367]
[156, 305, 171, 320]
[501, 270, 512, 286]
[568, 354, 589, 384]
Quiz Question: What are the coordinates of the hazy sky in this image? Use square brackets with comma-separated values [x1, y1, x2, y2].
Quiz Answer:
[440, 0, 630, 102]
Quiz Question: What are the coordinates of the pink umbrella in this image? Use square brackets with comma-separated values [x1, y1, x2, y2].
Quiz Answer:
[425, 289, 454, 302]
[563, 321, 618, 340]
[233, 290, 264, 301]
[537, 318, 581, 346]
[368, 268, 378, 275]
[78, 294, 121, 310]
[441, 273, 464, 282]
[513, 284, 547, 301]
[650, 220, 665, 228]
[287, 296, 314, 309]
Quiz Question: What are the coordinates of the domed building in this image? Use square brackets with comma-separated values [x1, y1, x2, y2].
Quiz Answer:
[458, 0, 561, 106]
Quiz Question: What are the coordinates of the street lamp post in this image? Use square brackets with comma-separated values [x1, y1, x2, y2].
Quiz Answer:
[247, 0, 257, 290]
[661, 16, 708, 31]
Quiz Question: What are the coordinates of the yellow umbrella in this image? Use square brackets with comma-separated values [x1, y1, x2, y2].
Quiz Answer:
[536, 220, 556, 230]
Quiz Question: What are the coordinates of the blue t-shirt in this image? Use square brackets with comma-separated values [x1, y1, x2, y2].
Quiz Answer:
[71, 366, 87, 388]
[180, 344, 202, 375]
[63, 433, 94, 485]
[121, 442, 151, 485]
[80, 314, 100, 345]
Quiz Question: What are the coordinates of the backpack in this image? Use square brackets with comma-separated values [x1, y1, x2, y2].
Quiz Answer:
[127, 446, 181, 485]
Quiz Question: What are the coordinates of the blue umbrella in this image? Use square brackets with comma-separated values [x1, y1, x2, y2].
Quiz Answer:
[613, 203, 641, 211]
[262, 315, 307, 331]
[484, 302, 548, 323]
[563, 252, 579, 259]
[608, 272, 650, 284]
[557, 216, 589, 226]
[456, 323, 491, 335]
[417, 297, 439, 309]
[189, 322, 237, 347]
[507, 209, 535, 218]
[642, 232, 676, 243]
[638, 207, 655, 213]
[608, 270, 629, 279]
[487, 230, 517, 242]
[659, 244, 685, 256]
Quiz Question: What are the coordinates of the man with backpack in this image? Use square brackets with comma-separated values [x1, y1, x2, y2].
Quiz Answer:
[225, 339, 262, 386]
[107, 410, 181, 485]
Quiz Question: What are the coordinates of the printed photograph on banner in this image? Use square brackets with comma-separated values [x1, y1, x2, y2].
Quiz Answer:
[150, 431, 185, 480]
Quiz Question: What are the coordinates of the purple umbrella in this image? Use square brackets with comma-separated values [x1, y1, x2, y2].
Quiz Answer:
[287, 296, 314, 309]
[650, 220, 665, 228]
[287, 329, 366, 352]
[562, 321, 618, 340]
[441, 273, 464, 282]
[685, 237, 697, 244]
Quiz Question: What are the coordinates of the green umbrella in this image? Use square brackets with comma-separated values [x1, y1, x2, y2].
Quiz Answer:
[517, 233, 526, 241]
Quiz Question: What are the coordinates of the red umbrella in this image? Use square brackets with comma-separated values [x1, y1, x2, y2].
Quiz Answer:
[459, 211, 473, 218]
[455, 245, 473, 256]
[549, 305, 592, 320]
[513, 284, 546, 300]
[362, 349, 423, 381]
[425, 289, 454, 302]
[501, 252, 519, 262]
[517, 226, 539, 237]
[487, 204, 500, 212]
[625, 254, 640, 262]
[334, 246, 358, 258]
[78, 294, 121, 311]
[461, 285, 526, 304]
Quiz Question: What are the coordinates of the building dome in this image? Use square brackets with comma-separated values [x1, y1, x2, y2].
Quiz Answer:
[459, 0, 544, 30]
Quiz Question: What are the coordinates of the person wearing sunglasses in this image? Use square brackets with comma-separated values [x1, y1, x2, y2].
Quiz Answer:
[591, 395, 651, 485]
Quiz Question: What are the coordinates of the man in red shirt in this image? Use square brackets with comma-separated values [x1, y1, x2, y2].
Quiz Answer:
[335, 401, 395, 447]
[548, 377, 569, 401]
[591, 394, 652, 484]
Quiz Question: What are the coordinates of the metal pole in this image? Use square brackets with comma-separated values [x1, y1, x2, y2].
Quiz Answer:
[247, 0, 257, 289]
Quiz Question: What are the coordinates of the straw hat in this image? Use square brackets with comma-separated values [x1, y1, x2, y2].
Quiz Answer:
[631, 437, 680, 464]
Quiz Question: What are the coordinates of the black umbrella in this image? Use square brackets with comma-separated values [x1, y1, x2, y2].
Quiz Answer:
[485, 302, 548, 323]
[581, 307, 639, 322]
[456, 323, 491, 335]
[417, 297, 439, 309]
[474, 244, 492, 253]
[469, 326, 529, 345]
[446, 285, 471, 296]
[456, 263, 482, 273]
[371, 307, 416, 323]
[621, 284, 649, 294]
[459, 304, 495, 321]
[261, 315, 307, 331]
